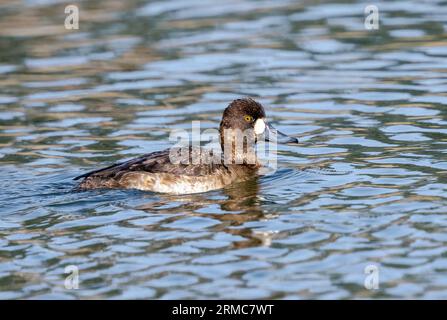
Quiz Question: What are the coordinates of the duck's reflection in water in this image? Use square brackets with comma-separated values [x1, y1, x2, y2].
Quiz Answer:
[135, 177, 277, 249]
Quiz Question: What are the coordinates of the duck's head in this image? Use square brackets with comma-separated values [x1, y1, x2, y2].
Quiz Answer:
[219, 98, 298, 164]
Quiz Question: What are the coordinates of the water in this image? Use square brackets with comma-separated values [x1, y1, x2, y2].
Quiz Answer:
[1, 0, 447, 299]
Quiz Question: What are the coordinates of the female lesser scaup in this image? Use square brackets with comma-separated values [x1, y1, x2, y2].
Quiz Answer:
[74, 98, 298, 194]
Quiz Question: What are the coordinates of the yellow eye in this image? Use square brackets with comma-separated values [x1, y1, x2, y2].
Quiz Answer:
[244, 115, 253, 122]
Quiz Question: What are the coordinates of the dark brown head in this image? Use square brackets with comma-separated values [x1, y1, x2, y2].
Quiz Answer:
[219, 98, 266, 137]
[219, 98, 298, 164]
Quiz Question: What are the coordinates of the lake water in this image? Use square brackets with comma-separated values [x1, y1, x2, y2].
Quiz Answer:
[1, 0, 447, 299]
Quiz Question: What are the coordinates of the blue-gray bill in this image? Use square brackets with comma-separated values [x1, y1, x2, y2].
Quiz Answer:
[264, 123, 299, 144]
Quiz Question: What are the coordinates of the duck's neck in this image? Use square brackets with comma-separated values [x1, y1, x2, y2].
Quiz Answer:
[220, 131, 258, 166]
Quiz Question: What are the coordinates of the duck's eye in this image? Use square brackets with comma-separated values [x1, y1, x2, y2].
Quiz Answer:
[244, 115, 254, 122]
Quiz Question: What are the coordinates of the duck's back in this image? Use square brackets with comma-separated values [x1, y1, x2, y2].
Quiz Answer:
[74, 148, 257, 194]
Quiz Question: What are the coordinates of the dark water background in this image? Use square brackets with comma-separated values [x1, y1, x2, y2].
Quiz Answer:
[0, 0, 447, 299]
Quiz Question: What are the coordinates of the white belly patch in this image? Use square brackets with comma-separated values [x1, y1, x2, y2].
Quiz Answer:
[121, 172, 232, 195]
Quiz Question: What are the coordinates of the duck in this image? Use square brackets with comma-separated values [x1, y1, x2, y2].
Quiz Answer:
[74, 98, 298, 194]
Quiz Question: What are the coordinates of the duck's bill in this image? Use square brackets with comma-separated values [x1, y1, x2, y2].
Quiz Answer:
[264, 123, 299, 144]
